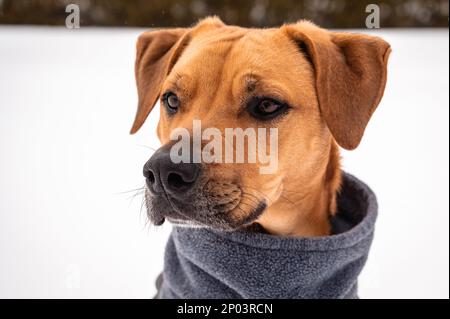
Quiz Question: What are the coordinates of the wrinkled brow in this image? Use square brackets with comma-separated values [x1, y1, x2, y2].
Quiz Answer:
[244, 74, 260, 93]
[229, 73, 256, 105]
[166, 72, 184, 90]
[234, 73, 293, 108]
[230, 73, 260, 104]
[164, 72, 193, 97]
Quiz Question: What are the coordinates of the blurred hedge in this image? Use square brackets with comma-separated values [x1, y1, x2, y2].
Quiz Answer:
[0, 0, 448, 28]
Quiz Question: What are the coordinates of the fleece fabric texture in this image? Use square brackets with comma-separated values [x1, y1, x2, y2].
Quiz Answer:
[157, 173, 378, 299]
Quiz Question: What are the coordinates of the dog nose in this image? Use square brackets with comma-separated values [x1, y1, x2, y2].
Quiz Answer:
[143, 145, 201, 196]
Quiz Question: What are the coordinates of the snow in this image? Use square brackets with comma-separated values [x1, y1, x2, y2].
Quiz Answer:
[0, 26, 448, 299]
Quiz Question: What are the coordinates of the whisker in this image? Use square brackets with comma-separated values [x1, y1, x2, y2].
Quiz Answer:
[126, 190, 145, 201]
[140, 193, 147, 216]
[137, 144, 158, 152]
[240, 201, 259, 211]
[235, 205, 250, 217]
[240, 192, 263, 207]
[241, 187, 271, 203]
[114, 186, 146, 195]
[242, 186, 297, 208]
[241, 186, 270, 198]
[235, 198, 258, 218]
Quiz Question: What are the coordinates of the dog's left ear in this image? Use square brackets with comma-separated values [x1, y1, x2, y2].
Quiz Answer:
[131, 28, 189, 134]
[283, 22, 391, 150]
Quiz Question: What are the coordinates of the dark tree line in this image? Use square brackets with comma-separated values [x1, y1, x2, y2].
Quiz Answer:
[0, 0, 448, 28]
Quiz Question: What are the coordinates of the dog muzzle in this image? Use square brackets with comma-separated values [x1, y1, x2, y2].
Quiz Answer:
[156, 173, 378, 299]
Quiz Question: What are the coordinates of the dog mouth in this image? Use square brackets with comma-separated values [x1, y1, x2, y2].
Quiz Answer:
[144, 182, 267, 231]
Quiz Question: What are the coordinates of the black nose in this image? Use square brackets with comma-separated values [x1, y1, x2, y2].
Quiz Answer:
[143, 144, 201, 196]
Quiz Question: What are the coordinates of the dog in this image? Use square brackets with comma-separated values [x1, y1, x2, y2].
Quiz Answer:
[131, 17, 390, 238]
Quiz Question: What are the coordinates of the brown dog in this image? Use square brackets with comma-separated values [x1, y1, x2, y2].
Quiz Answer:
[132, 17, 390, 237]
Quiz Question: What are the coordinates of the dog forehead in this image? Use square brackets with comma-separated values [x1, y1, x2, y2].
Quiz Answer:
[163, 26, 315, 116]
[173, 27, 302, 83]
[179, 28, 247, 65]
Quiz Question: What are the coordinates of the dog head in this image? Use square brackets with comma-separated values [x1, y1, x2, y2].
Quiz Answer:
[132, 17, 390, 232]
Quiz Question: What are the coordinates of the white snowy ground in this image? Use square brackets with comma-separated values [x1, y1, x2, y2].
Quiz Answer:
[0, 26, 448, 299]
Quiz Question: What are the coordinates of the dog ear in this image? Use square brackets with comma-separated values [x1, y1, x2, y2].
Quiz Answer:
[130, 28, 189, 134]
[283, 22, 391, 150]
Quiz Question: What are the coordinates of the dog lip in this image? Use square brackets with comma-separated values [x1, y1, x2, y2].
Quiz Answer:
[238, 201, 267, 226]
[146, 184, 267, 230]
[146, 186, 197, 227]
[153, 216, 166, 226]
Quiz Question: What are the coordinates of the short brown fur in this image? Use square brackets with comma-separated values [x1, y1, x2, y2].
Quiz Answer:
[132, 17, 390, 237]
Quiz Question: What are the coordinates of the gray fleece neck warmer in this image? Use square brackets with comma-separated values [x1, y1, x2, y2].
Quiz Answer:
[157, 173, 378, 299]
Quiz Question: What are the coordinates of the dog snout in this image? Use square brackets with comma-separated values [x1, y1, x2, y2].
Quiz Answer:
[144, 146, 201, 197]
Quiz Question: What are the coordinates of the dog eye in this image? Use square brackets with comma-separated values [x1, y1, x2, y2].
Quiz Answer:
[248, 97, 288, 120]
[162, 92, 180, 113]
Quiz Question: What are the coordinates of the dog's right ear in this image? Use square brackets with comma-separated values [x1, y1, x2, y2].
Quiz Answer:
[130, 28, 189, 134]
